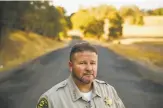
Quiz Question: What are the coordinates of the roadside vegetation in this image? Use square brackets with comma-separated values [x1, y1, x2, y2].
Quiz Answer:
[0, 30, 70, 72]
[0, 1, 163, 72]
[72, 4, 163, 70]
[83, 37, 163, 70]
[108, 42, 163, 69]
[0, 1, 71, 72]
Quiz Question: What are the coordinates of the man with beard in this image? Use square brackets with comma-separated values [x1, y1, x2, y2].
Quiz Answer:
[36, 42, 125, 108]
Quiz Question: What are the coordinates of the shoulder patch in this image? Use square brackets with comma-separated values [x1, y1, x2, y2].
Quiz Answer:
[95, 79, 107, 84]
[37, 97, 48, 108]
[56, 80, 67, 91]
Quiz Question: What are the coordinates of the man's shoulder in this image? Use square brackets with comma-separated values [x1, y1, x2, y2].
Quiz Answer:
[95, 79, 107, 84]
[55, 79, 68, 91]
[44, 79, 68, 96]
[95, 79, 113, 88]
[95, 79, 117, 95]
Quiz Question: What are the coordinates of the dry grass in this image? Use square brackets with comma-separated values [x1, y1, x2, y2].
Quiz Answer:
[83, 37, 163, 69]
[143, 16, 163, 26]
[108, 43, 163, 68]
[118, 16, 163, 67]
[0, 30, 70, 72]
[123, 16, 163, 37]
[123, 25, 163, 37]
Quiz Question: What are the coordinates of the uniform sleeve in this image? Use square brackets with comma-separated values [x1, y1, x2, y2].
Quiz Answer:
[36, 95, 53, 108]
[111, 86, 125, 108]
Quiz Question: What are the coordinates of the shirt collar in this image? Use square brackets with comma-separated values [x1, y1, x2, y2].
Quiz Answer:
[67, 74, 102, 102]
[92, 79, 102, 98]
[68, 75, 82, 101]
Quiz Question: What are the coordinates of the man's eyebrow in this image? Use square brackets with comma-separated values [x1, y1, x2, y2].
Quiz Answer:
[90, 60, 96, 62]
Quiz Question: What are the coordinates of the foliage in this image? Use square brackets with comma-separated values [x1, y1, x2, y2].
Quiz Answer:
[0, 1, 69, 38]
[71, 5, 123, 38]
[119, 5, 144, 25]
[108, 12, 123, 37]
[153, 8, 163, 15]
[84, 20, 104, 38]
[90, 5, 117, 20]
[71, 10, 96, 29]
[143, 8, 163, 16]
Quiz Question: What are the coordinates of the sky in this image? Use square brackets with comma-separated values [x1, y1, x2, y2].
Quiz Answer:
[53, 0, 163, 15]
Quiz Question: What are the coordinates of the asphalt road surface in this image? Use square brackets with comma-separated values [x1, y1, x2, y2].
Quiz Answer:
[0, 40, 163, 108]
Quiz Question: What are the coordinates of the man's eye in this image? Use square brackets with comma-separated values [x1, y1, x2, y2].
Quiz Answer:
[91, 62, 96, 65]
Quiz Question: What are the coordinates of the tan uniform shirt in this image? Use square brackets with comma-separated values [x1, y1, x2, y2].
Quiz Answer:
[36, 75, 125, 108]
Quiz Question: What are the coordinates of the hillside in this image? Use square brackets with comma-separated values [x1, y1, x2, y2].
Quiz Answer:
[0, 30, 70, 72]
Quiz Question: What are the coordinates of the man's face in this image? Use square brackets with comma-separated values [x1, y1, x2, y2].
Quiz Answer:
[69, 51, 98, 84]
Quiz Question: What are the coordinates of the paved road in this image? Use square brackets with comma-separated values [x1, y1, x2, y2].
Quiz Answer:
[0, 40, 163, 108]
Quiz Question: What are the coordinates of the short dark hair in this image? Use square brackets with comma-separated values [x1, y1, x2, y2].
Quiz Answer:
[70, 42, 98, 62]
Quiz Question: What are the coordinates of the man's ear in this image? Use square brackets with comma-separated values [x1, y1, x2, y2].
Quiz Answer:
[69, 61, 73, 72]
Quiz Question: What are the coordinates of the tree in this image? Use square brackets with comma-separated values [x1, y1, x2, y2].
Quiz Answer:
[65, 16, 72, 29]
[71, 9, 96, 30]
[89, 4, 117, 20]
[71, 4, 124, 38]
[154, 8, 163, 15]
[108, 12, 123, 37]
[84, 20, 104, 38]
[119, 5, 144, 25]
[0, 1, 69, 38]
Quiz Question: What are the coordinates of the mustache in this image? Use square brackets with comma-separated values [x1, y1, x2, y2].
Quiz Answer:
[84, 71, 93, 75]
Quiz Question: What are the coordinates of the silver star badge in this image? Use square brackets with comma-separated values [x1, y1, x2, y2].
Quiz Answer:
[104, 97, 112, 106]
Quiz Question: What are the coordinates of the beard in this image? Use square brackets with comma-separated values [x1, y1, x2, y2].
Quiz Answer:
[72, 71, 95, 84]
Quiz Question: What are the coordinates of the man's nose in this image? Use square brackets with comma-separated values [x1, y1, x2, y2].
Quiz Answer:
[85, 64, 93, 71]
